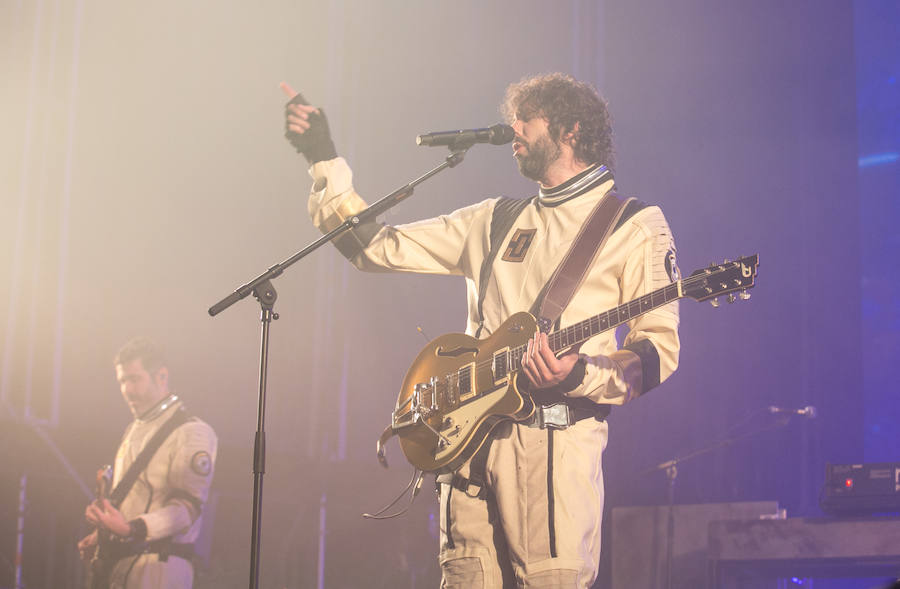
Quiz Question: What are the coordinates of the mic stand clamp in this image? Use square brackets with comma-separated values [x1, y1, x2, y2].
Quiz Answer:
[208, 147, 470, 589]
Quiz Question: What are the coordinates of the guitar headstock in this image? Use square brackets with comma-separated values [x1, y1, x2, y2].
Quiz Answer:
[684, 254, 759, 306]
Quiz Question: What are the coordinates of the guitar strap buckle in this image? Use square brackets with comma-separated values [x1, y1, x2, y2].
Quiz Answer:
[534, 403, 573, 429]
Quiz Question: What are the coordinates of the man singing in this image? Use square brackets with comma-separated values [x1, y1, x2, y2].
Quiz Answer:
[284, 73, 680, 588]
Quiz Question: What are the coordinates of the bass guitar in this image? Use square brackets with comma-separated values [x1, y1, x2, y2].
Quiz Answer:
[383, 255, 759, 473]
[86, 465, 113, 589]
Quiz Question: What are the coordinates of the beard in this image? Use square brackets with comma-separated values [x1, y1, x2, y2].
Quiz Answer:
[515, 132, 561, 183]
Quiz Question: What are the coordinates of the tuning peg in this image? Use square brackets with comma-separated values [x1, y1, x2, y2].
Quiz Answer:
[727, 293, 736, 304]
[710, 297, 720, 308]
[740, 290, 751, 300]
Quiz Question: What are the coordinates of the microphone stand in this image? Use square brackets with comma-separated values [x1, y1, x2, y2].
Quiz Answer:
[637, 410, 800, 589]
[208, 147, 470, 589]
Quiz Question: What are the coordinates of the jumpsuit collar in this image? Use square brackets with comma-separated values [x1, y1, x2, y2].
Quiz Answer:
[538, 163, 613, 207]
[137, 393, 180, 423]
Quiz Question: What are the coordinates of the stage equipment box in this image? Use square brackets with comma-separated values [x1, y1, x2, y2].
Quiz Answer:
[611, 501, 780, 589]
[708, 515, 900, 587]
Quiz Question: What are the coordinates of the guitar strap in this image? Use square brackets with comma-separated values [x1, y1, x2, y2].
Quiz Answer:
[109, 408, 193, 508]
[530, 192, 634, 332]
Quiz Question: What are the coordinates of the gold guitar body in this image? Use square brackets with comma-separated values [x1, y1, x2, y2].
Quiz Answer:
[395, 312, 538, 473]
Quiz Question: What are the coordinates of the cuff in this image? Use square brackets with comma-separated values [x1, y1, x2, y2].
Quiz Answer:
[542, 357, 586, 397]
[303, 137, 337, 165]
[127, 517, 148, 542]
[622, 339, 661, 394]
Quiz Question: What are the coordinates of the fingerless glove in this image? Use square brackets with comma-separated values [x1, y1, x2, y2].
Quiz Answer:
[284, 93, 337, 165]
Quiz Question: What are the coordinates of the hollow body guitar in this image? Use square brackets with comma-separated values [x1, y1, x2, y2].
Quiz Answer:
[389, 255, 759, 473]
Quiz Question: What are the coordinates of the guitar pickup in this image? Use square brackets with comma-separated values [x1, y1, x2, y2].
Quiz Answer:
[457, 362, 476, 402]
[492, 347, 510, 385]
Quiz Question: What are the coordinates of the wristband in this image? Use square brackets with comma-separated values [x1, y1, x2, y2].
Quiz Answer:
[126, 517, 148, 542]
[557, 357, 587, 394]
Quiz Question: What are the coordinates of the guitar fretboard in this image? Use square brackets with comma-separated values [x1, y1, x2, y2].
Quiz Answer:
[509, 281, 681, 371]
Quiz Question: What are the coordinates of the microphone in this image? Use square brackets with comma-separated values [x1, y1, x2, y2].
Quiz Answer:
[768, 405, 817, 418]
[416, 124, 514, 148]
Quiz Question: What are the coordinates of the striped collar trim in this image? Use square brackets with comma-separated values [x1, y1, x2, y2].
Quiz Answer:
[538, 164, 612, 206]
[137, 393, 180, 423]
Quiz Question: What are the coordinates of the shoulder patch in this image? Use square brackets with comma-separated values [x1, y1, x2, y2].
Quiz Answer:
[191, 451, 212, 476]
[665, 249, 681, 282]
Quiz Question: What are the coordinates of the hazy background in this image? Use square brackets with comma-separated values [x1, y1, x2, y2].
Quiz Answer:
[1, 0, 897, 587]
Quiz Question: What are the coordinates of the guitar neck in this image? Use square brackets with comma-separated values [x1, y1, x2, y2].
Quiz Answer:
[510, 280, 682, 368]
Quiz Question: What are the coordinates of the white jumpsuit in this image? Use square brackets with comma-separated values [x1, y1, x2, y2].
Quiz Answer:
[308, 157, 680, 588]
[107, 400, 217, 589]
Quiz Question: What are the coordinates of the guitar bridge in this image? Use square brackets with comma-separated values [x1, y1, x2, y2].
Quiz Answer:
[391, 406, 417, 430]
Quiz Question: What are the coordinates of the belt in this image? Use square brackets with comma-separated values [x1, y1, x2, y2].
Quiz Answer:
[524, 401, 605, 429]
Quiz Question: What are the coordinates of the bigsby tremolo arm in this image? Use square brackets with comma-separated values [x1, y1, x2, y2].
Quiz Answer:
[392, 381, 452, 449]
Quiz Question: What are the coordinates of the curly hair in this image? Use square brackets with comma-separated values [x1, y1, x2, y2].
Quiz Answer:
[502, 73, 614, 169]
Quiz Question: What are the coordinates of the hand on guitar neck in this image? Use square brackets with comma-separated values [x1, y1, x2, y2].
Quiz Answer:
[85, 498, 132, 538]
[83, 464, 131, 540]
[78, 463, 129, 575]
[520, 331, 582, 390]
[80, 465, 135, 587]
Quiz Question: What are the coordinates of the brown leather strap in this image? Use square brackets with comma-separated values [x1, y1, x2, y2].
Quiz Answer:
[536, 192, 633, 331]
